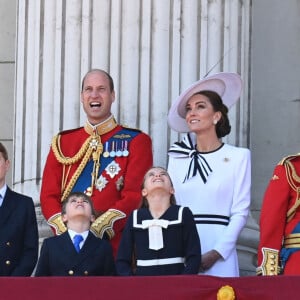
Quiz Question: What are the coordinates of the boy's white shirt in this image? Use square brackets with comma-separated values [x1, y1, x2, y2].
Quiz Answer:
[68, 229, 89, 249]
[0, 183, 7, 206]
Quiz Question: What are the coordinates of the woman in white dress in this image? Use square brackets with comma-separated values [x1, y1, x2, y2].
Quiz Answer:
[167, 72, 251, 277]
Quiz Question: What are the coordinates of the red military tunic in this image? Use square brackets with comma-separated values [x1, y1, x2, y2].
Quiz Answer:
[40, 116, 153, 256]
[257, 154, 300, 275]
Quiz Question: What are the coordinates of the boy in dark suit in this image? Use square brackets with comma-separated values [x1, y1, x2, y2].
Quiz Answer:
[0, 142, 39, 276]
[35, 191, 115, 276]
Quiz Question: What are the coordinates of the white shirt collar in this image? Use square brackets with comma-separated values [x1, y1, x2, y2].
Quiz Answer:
[0, 184, 7, 207]
[68, 229, 89, 246]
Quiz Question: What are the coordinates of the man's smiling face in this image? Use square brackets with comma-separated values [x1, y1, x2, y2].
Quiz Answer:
[81, 70, 115, 125]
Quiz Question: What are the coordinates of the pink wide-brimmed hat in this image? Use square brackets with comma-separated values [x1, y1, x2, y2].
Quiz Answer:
[167, 72, 242, 133]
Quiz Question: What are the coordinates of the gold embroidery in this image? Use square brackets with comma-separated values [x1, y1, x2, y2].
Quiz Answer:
[278, 153, 300, 165]
[113, 134, 131, 139]
[84, 116, 117, 136]
[284, 232, 300, 247]
[256, 247, 280, 276]
[90, 209, 126, 239]
[286, 160, 300, 184]
[285, 158, 300, 222]
[47, 213, 67, 235]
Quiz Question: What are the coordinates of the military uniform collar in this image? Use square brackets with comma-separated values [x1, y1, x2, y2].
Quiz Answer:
[84, 115, 118, 136]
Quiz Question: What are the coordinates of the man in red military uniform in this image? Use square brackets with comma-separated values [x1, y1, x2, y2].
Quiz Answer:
[257, 153, 300, 275]
[40, 69, 153, 256]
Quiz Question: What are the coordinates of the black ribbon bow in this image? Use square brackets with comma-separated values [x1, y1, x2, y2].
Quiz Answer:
[168, 133, 212, 183]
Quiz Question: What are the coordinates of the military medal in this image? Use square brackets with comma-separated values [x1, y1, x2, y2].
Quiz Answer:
[95, 175, 108, 191]
[116, 176, 124, 191]
[116, 141, 123, 157]
[89, 137, 99, 150]
[122, 140, 129, 157]
[110, 141, 116, 157]
[105, 161, 121, 178]
[103, 142, 110, 158]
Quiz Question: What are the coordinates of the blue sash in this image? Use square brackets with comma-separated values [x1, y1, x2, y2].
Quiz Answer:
[71, 128, 139, 193]
[280, 223, 300, 269]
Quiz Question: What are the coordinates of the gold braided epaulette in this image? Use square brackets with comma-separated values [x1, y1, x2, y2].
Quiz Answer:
[48, 213, 67, 235]
[278, 153, 300, 166]
[90, 209, 126, 239]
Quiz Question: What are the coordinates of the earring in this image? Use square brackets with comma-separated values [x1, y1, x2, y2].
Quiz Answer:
[213, 119, 217, 125]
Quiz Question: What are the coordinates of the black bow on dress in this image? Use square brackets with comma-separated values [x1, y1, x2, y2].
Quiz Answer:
[168, 133, 212, 183]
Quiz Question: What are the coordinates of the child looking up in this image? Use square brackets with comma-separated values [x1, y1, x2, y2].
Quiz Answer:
[116, 167, 201, 276]
[35, 192, 115, 276]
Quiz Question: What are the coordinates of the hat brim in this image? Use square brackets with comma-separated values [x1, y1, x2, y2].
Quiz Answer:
[167, 72, 242, 133]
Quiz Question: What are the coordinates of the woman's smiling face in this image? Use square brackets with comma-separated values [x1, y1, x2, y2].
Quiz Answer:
[185, 93, 220, 134]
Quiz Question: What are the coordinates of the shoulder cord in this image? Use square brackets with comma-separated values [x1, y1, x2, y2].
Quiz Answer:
[52, 134, 92, 165]
[51, 133, 103, 201]
[285, 160, 300, 222]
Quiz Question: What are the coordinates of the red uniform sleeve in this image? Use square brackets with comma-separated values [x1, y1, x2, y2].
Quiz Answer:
[40, 145, 66, 221]
[257, 164, 290, 267]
